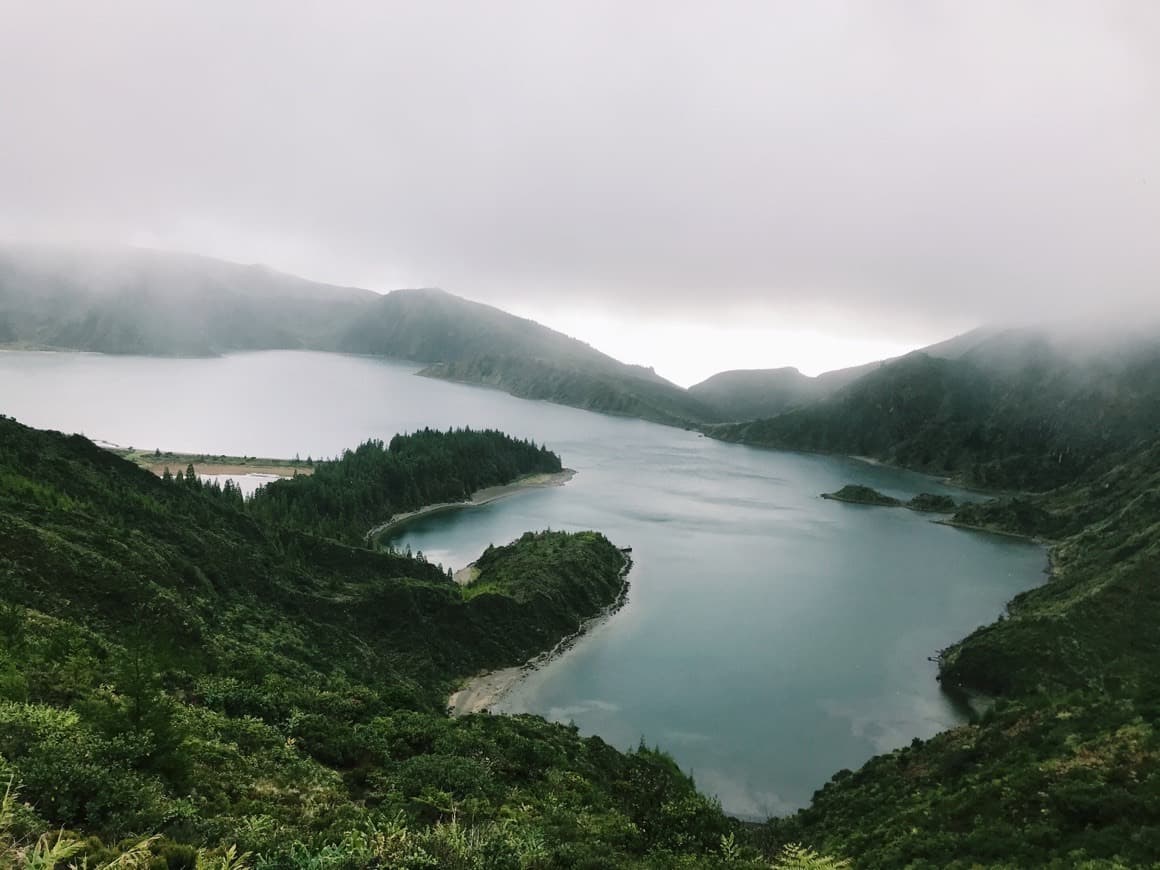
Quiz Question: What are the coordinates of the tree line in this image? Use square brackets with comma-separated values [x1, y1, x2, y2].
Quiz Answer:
[165, 427, 562, 545]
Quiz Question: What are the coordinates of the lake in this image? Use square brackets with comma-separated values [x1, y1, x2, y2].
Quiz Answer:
[0, 349, 1045, 817]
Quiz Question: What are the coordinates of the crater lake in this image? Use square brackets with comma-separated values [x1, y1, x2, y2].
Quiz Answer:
[0, 349, 1045, 817]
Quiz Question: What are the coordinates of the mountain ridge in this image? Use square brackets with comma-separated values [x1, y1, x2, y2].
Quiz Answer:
[708, 331, 1160, 491]
[0, 244, 719, 427]
[10, 243, 1160, 452]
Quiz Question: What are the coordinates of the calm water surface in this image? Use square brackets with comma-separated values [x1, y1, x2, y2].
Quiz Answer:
[0, 350, 1045, 817]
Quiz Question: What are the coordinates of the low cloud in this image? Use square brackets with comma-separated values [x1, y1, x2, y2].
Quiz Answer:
[1, 1, 1157, 332]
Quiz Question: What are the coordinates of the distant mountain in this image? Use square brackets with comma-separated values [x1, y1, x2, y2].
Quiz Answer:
[709, 331, 1160, 491]
[688, 367, 821, 421]
[422, 354, 719, 427]
[338, 287, 632, 370]
[337, 287, 718, 425]
[0, 243, 378, 355]
[686, 328, 1003, 423]
[0, 244, 717, 426]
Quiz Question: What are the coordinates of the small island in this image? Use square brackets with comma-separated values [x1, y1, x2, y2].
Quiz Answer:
[821, 484, 902, 506]
[822, 484, 958, 513]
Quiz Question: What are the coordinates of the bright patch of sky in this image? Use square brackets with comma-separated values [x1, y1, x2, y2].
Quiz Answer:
[512, 306, 939, 386]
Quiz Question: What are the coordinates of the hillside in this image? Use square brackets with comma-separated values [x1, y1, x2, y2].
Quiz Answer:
[344, 289, 719, 426]
[709, 332, 1160, 491]
[0, 415, 776, 868]
[684, 328, 998, 424]
[422, 355, 720, 427]
[754, 440, 1160, 867]
[0, 245, 717, 427]
[336, 286, 630, 372]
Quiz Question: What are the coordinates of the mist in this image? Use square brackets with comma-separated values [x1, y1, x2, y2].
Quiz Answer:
[1, 1, 1158, 357]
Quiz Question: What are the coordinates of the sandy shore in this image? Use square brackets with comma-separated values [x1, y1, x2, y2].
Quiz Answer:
[368, 468, 576, 541]
[143, 461, 311, 478]
[447, 666, 527, 716]
[447, 550, 632, 716]
[101, 442, 315, 479]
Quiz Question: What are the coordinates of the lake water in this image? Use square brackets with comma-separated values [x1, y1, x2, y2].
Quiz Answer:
[0, 349, 1045, 817]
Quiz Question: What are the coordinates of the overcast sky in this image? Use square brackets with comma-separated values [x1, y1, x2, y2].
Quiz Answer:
[1, 1, 1157, 383]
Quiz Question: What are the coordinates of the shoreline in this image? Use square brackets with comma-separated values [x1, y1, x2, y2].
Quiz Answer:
[716, 434, 1036, 499]
[148, 461, 310, 478]
[448, 550, 633, 716]
[103, 444, 314, 479]
[368, 468, 576, 541]
[932, 517, 1054, 545]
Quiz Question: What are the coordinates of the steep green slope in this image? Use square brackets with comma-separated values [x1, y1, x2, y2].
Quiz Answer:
[940, 443, 1160, 697]
[752, 442, 1160, 867]
[710, 336, 1160, 491]
[685, 328, 998, 425]
[0, 416, 761, 868]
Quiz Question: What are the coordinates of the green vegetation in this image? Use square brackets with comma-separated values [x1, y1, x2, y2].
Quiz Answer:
[820, 486, 956, 513]
[905, 493, 956, 513]
[244, 428, 561, 545]
[710, 334, 1160, 491]
[716, 331, 1160, 865]
[819, 485, 900, 507]
[460, 533, 630, 659]
[946, 496, 1064, 540]
[12, 246, 1160, 867]
[754, 440, 1160, 866]
[1, 415, 808, 868]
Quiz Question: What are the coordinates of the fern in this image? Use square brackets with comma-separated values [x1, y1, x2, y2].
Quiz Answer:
[772, 843, 852, 869]
[21, 831, 86, 870]
[196, 844, 252, 870]
[96, 837, 160, 869]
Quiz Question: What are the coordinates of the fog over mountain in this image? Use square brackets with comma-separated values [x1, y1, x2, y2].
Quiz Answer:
[7, 6, 1160, 864]
[1, 1, 1158, 381]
